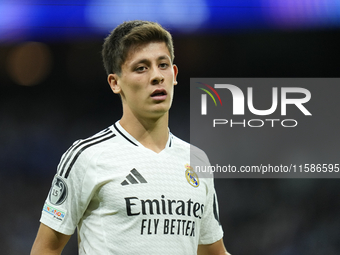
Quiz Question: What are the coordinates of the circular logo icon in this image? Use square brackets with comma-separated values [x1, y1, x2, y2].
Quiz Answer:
[48, 175, 68, 205]
[185, 164, 199, 188]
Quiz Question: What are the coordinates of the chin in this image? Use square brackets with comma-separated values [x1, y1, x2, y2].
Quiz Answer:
[147, 108, 170, 119]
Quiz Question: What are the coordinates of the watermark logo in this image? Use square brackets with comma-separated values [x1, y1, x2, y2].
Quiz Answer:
[197, 82, 223, 115]
[190, 78, 339, 179]
[197, 82, 312, 128]
[200, 84, 311, 116]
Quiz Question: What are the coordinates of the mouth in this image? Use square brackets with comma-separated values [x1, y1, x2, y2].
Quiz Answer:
[151, 89, 167, 100]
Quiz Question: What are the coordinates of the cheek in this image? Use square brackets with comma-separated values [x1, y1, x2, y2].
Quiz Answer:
[169, 87, 175, 99]
[132, 77, 144, 91]
[126, 75, 143, 90]
[120, 77, 145, 100]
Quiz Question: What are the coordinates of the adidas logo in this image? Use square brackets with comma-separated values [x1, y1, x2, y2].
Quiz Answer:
[121, 168, 147, 186]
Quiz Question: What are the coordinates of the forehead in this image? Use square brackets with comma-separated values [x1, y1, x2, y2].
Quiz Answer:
[124, 41, 171, 65]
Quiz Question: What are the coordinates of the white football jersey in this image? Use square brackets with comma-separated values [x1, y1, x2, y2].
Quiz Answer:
[40, 121, 223, 254]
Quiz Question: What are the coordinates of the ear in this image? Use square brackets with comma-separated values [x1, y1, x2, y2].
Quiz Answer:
[173, 64, 178, 86]
[108, 74, 121, 94]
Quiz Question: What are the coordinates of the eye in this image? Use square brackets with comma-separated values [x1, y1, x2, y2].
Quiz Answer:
[159, 63, 169, 69]
[135, 66, 147, 72]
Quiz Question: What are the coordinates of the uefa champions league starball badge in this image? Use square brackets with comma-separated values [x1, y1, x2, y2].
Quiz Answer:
[48, 175, 68, 205]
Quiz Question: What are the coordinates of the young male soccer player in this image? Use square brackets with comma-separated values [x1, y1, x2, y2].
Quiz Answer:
[31, 20, 229, 255]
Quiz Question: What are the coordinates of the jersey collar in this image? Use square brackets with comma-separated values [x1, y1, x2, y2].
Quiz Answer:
[112, 121, 173, 149]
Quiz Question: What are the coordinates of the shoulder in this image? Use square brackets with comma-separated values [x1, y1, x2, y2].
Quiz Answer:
[171, 134, 211, 169]
[171, 134, 209, 160]
[171, 133, 190, 148]
[57, 126, 118, 179]
[171, 135, 214, 180]
[70, 127, 118, 158]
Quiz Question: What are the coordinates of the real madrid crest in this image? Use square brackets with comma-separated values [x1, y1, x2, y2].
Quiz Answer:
[48, 175, 68, 205]
[185, 164, 199, 188]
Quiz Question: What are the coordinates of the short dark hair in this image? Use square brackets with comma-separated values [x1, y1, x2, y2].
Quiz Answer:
[102, 20, 174, 76]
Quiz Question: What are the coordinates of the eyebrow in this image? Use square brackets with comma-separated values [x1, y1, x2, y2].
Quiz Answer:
[132, 55, 171, 66]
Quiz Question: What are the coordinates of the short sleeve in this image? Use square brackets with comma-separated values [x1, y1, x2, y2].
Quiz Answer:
[191, 146, 224, 244]
[198, 177, 224, 245]
[40, 142, 96, 235]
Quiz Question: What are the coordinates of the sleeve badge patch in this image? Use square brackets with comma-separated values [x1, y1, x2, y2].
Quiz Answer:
[48, 175, 68, 205]
[43, 202, 67, 222]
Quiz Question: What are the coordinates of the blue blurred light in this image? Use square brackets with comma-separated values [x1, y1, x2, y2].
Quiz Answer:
[261, 0, 340, 28]
[85, 0, 209, 34]
[1, 0, 340, 42]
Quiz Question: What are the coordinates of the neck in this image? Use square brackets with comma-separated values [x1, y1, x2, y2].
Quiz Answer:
[119, 111, 169, 153]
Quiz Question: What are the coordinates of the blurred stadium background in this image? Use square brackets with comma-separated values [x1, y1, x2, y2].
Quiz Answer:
[1, 0, 340, 254]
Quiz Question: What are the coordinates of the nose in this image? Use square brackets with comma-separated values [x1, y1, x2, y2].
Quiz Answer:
[151, 68, 164, 85]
